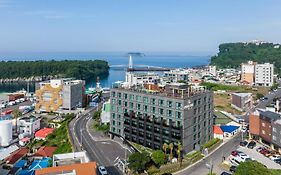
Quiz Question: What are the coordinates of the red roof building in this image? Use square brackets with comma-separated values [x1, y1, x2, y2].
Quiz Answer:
[5, 148, 28, 165]
[35, 128, 54, 140]
[34, 146, 57, 158]
[213, 126, 224, 139]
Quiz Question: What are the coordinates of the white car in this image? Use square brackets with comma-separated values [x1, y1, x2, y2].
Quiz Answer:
[98, 166, 108, 175]
[269, 155, 281, 161]
[237, 152, 250, 161]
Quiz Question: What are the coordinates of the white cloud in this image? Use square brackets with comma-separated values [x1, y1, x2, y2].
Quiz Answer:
[24, 10, 71, 20]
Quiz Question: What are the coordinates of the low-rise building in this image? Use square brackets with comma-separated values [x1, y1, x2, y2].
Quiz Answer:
[231, 93, 252, 112]
[34, 146, 57, 158]
[18, 116, 41, 136]
[35, 162, 97, 175]
[213, 126, 224, 139]
[35, 128, 54, 140]
[35, 78, 84, 113]
[52, 151, 89, 167]
[163, 69, 189, 83]
[125, 72, 160, 87]
[249, 110, 281, 152]
[255, 63, 274, 87]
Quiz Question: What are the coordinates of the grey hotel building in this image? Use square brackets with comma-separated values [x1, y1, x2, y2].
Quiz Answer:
[110, 83, 214, 153]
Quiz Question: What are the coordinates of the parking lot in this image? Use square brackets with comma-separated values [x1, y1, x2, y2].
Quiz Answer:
[226, 141, 281, 171]
[237, 144, 281, 169]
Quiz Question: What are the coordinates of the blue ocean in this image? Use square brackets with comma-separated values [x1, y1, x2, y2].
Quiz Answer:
[0, 52, 210, 92]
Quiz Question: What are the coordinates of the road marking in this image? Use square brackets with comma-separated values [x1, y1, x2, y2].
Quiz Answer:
[101, 142, 111, 144]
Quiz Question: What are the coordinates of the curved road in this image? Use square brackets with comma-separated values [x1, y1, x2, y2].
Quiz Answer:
[70, 110, 123, 175]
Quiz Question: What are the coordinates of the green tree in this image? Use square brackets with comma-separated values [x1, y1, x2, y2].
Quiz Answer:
[234, 161, 271, 175]
[162, 143, 168, 160]
[151, 150, 165, 167]
[256, 93, 264, 100]
[169, 143, 174, 160]
[128, 152, 151, 173]
[176, 142, 183, 167]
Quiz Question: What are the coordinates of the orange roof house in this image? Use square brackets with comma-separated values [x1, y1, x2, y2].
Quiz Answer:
[34, 146, 57, 158]
[213, 126, 224, 134]
[35, 128, 54, 140]
[6, 148, 29, 165]
[35, 162, 97, 175]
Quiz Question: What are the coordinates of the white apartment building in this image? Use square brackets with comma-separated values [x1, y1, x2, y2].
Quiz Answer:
[208, 65, 217, 76]
[241, 61, 256, 85]
[125, 72, 160, 87]
[18, 116, 41, 136]
[255, 63, 274, 87]
[163, 69, 189, 83]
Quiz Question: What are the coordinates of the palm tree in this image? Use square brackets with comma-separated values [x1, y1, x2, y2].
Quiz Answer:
[169, 143, 174, 161]
[176, 142, 183, 166]
[12, 109, 22, 134]
[162, 143, 168, 160]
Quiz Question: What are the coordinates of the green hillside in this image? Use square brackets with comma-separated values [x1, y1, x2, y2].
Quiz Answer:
[210, 42, 281, 75]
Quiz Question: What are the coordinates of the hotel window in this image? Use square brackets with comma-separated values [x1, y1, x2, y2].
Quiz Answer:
[159, 99, 164, 106]
[118, 92, 121, 98]
[129, 94, 134, 100]
[136, 95, 141, 102]
[143, 97, 149, 104]
[112, 99, 116, 104]
[112, 91, 116, 97]
[167, 110, 172, 117]
[144, 105, 148, 112]
[159, 108, 164, 115]
[151, 106, 156, 114]
[112, 113, 116, 119]
[118, 100, 122, 106]
[124, 93, 128, 99]
[176, 102, 182, 109]
[124, 101, 128, 107]
[176, 111, 182, 119]
[130, 102, 134, 109]
[151, 98, 156, 105]
[167, 101, 173, 108]
[137, 104, 141, 110]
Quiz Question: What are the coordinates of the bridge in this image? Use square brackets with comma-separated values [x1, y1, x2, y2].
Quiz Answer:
[109, 54, 172, 71]
[109, 64, 171, 71]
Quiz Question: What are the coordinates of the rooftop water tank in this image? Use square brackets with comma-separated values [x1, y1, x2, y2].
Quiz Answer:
[0, 120, 12, 147]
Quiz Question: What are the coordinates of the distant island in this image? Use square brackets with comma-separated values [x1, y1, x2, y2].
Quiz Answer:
[210, 41, 281, 75]
[0, 60, 109, 83]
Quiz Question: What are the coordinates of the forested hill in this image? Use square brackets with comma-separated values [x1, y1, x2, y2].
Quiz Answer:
[0, 60, 109, 82]
[210, 42, 281, 74]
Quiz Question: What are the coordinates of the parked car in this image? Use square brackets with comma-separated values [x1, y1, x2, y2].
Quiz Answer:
[221, 172, 231, 175]
[230, 165, 236, 172]
[269, 155, 281, 161]
[230, 157, 241, 166]
[256, 146, 264, 152]
[260, 148, 270, 155]
[240, 141, 248, 147]
[98, 166, 108, 175]
[247, 141, 256, 149]
[274, 158, 281, 165]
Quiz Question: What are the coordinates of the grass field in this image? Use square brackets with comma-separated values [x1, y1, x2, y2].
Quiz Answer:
[214, 111, 232, 125]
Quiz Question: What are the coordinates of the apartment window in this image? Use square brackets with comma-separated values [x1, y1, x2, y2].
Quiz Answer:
[112, 127, 116, 132]
[151, 106, 156, 114]
[193, 100, 197, 106]
[273, 136, 277, 141]
[112, 106, 116, 112]
[112, 120, 116, 126]
[117, 107, 122, 113]
[137, 104, 141, 110]
[129, 94, 134, 100]
[118, 100, 122, 106]
[193, 134, 196, 141]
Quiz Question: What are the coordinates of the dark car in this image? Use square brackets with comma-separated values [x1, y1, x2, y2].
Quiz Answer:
[221, 172, 231, 175]
[240, 141, 248, 147]
[230, 165, 236, 172]
[162, 173, 172, 175]
[247, 141, 256, 149]
[274, 158, 281, 164]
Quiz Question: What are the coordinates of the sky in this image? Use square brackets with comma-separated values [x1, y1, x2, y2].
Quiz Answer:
[0, 0, 281, 55]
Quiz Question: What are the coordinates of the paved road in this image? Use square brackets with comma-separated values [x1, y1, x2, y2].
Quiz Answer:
[69, 109, 125, 175]
[176, 133, 242, 175]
